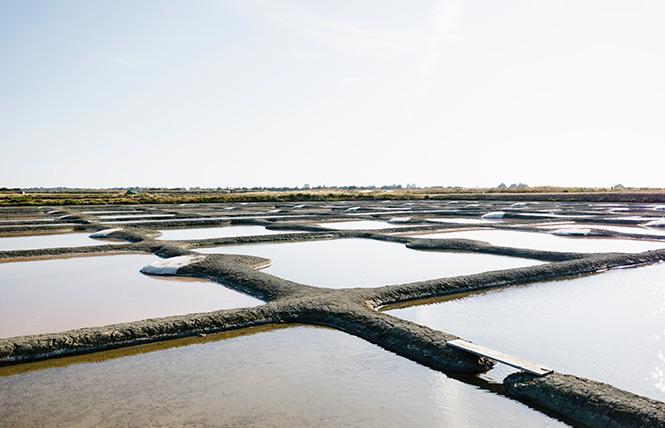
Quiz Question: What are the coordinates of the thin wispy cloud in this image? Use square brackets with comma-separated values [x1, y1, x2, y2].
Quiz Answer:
[228, 0, 428, 58]
[415, 0, 464, 95]
[229, 0, 464, 97]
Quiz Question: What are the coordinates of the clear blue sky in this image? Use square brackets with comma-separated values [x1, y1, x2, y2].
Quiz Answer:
[1, 0, 664, 188]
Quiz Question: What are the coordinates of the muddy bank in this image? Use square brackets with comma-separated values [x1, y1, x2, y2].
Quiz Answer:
[429, 192, 665, 203]
[182, 231, 341, 249]
[0, 297, 491, 375]
[0, 305, 280, 365]
[0, 244, 140, 260]
[364, 250, 665, 308]
[0, 224, 86, 235]
[405, 238, 587, 262]
[3, 248, 663, 374]
[2, 200, 665, 426]
[505, 372, 665, 427]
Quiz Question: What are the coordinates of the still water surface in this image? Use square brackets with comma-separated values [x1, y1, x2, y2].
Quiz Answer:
[407, 229, 665, 253]
[388, 263, 665, 402]
[157, 225, 290, 240]
[426, 217, 498, 224]
[198, 238, 541, 288]
[0, 233, 109, 251]
[317, 220, 409, 230]
[97, 213, 175, 219]
[0, 326, 565, 427]
[0, 254, 261, 337]
[538, 223, 665, 237]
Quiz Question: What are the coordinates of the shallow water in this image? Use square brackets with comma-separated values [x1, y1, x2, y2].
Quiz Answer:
[348, 209, 455, 217]
[318, 220, 410, 230]
[100, 217, 229, 224]
[388, 263, 665, 402]
[98, 213, 175, 219]
[101, 214, 318, 224]
[407, 229, 665, 253]
[426, 217, 497, 224]
[539, 223, 665, 237]
[0, 254, 260, 337]
[197, 238, 541, 288]
[0, 232, 109, 251]
[513, 213, 595, 220]
[80, 210, 142, 215]
[0, 223, 78, 229]
[0, 326, 565, 427]
[157, 225, 290, 240]
[612, 216, 659, 222]
[0, 218, 56, 223]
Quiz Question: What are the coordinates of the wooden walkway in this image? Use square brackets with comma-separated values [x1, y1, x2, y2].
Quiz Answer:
[447, 339, 553, 376]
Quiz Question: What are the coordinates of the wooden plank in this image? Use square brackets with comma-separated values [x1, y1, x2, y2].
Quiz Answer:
[447, 339, 553, 376]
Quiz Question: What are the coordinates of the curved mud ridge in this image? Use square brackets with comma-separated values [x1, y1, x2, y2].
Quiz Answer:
[505, 372, 665, 427]
[1, 203, 664, 426]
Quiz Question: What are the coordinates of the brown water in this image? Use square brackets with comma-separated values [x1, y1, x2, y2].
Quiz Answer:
[0, 326, 566, 427]
[0, 254, 261, 337]
[197, 238, 541, 288]
[157, 225, 290, 240]
[407, 229, 665, 253]
[388, 263, 665, 402]
[0, 232, 109, 251]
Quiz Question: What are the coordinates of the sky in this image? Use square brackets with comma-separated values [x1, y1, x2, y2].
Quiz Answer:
[1, 0, 664, 188]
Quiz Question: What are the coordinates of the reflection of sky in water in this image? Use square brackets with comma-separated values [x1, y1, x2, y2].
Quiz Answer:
[389, 263, 665, 401]
[157, 225, 289, 240]
[0, 326, 564, 427]
[540, 223, 665, 237]
[407, 229, 665, 253]
[651, 267, 665, 393]
[198, 238, 541, 288]
[0, 233, 109, 251]
[0, 255, 260, 337]
[317, 220, 410, 230]
[426, 217, 498, 224]
[98, 213, 175, 219]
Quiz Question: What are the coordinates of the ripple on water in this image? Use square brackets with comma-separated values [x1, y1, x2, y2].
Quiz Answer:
[0, 326, 566, 427]
[388, 263, 665, 402]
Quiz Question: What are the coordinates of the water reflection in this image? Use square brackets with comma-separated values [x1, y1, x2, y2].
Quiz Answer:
[426, 218, 498, 224]
[0, 254, 261, 337]
[318, 220, 410, 230]
[388, 263, 665, 401]
[198, 238, 541, 288]
[157, 225, 290, 240]
[98, 214, 175, 219]
[0, 326, 565, 427]
[539, 223, 665, 237]
[407, 229, 665, 253]
[0, 232, 109, 251]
